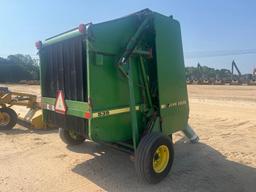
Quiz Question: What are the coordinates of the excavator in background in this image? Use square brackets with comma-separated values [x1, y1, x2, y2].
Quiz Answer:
[230, 60, 242, 85]
[200, 63, 211, 84]
[248, 68, 256, 85]
[214, 73, 225, 85]
[186, 61, 256, 86]
[189, 63, 212, 84]
[191, 63, 201, 84]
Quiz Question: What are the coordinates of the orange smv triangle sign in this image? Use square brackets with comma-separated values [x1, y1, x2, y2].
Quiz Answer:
[55, 90, 67, 114]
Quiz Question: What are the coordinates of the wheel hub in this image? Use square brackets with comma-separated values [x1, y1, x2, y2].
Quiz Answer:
[68, 129, 78, 140]
[153, 145, 170, 173]
[0, 112, 11, 126]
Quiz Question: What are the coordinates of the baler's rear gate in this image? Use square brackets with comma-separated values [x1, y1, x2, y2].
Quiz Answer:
[40, 35, 88, 136]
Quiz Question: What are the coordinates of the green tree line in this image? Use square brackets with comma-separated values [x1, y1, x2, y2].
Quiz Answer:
[185, 65, 232, 80]
[0, 54, 39, 83]
[0, 54, 238, 83]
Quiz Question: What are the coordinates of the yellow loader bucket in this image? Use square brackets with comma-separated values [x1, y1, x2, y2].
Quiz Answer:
[30, 111, 45, 129]
[11, 106, 46, 129]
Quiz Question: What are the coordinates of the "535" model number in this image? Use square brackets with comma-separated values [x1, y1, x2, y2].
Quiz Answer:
[97, 111, 110, 117]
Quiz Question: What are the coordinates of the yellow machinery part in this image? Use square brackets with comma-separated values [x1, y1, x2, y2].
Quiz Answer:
[1, 88, 54, 129]
[11, 106, 47, 129]
[31, 111, 45, 129]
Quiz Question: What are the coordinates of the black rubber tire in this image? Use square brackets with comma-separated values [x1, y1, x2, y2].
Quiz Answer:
[0, 108, 17, 130]
[59, 128, 86, 145]
[135, 132, 174, 184]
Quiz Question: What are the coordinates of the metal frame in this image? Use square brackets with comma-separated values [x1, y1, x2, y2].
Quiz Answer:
[0, 87, 47, 129]
[0, 89, 38, 109]
[116, 15, 154, 150]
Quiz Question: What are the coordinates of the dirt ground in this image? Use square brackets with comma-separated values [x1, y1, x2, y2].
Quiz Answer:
[0, 84, 256, 192]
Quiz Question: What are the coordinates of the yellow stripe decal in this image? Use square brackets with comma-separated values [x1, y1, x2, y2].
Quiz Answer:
[92, 106, 140, 118]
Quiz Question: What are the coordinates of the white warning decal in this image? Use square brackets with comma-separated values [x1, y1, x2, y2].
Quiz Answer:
[55, 90, 67, 114]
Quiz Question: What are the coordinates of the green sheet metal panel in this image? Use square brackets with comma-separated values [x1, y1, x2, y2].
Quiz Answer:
[86, 17, 144, 142]
[41, 97, 90, 118]
[154, 13, 189, 134]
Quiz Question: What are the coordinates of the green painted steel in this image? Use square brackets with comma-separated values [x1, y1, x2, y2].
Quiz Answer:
[127, 59, 140, 149]
[41, 97, 90, 118]
[41, 97, 55, 105]
[154, 13, 189, 134]
[139, 56, 153, 108]
[43, 29, 83, 47]
[86, 16, 145, 142]
[39, 9, 189, 150]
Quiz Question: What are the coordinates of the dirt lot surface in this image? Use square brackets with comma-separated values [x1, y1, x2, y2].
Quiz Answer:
[0, 84, 256, 192]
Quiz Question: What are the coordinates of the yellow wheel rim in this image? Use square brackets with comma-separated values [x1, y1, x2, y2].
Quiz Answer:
[152, 145, 170, 173]
[0, 112, 11, 126]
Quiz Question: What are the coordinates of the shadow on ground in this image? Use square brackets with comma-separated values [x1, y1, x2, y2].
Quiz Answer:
[71, 138, 256, 192]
